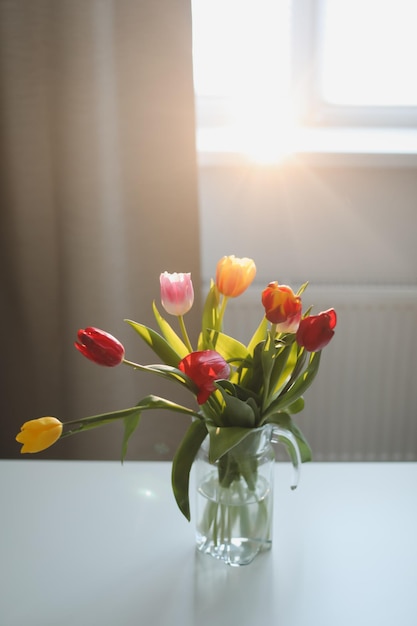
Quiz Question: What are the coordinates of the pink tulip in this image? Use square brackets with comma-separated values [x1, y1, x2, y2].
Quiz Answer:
[160, 272, 194, 316]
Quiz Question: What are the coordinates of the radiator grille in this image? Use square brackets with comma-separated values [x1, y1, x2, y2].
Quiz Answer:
[220, 285, 417, 461]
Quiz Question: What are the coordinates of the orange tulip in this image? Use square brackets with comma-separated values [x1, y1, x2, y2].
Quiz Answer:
[261, 282, 302, 332]
[16, 417, 63, 453]
[215, 255, 256, 298]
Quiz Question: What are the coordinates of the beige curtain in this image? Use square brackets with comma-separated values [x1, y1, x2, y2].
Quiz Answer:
[0, 0, 202, 460]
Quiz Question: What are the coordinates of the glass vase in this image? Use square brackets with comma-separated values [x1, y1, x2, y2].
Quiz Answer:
[194, 424, 300, 566]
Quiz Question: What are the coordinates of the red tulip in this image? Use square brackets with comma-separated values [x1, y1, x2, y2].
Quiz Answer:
[261, 282, 302, 332]
[75, 327, 125, 366]
[296, 309, 337, 352]
[179, 350, 230, 404]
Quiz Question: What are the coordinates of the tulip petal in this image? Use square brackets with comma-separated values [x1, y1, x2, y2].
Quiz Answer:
[216, 255, 256, 298]
[75, 327, 125, 366]
[262, 282, 302, 329]
[160, 272, 194, 316]
[179, 350, 230, 405]
[16, 417, 63, 453]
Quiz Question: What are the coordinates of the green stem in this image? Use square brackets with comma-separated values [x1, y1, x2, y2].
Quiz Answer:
[60, 407, 142, 438]
[123, 358, 143, 369]
[60, 398, 201, 437]
[61, 418, 120, 438]
[62, 406, 142, 427]
[218, 295, 229, 330]
[121, 359, 198, 395]
[261, 326, 278, 413]
[201, 396, 223, 427]
[178, 315, 193, 352]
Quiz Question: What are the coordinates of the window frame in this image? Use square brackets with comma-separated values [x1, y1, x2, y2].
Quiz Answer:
[193, 0, 417, 164]
[292, 0, 417, 129]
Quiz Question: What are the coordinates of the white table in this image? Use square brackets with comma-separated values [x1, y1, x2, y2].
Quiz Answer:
[1, 460, 416, 626]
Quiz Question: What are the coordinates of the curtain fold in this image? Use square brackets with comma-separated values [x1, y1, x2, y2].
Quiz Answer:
[0, 0, 201, 459]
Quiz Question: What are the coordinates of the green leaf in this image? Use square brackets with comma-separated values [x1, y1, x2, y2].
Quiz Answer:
[296, 281, 309, 297]
[152, 302, 189, 359]
[206, 424, 254, 463]
[205, 329, 250, 364]
[135, 395, 201, 417]
[214, 387, 257, 428]
[121, 410, 141, 461]
[125, 319, 182, 367]
[269, 342, 298, 395]
[246, 397, 261, 424]
[265, 351, 322, 415]
[120, 356, 198, 393]
[199, 397, 224, 427]
[246, 316, 268, 353]
[279, 346, 307, 395]
[240, 340, 265, 394]
[171, 419, 208, 521]
[198, 281, 220, 349]
[61, 406, 147, 437]
[216, 379, 260, 405]
[266, 412, 312, 462]
[261, 332, 275, 398]
[215, 379, 237, 397]
[287, 396, 305, 414]
[289, 421, 312, 462]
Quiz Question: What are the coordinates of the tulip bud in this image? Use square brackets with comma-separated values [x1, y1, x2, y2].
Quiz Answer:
[75, 327, 125, 366]
[216, 255, 256, 298]
[261, 282, 302, 332]
[16, 417, 63, 453]
[160, 272, 194, 316]
[179, 350, 230, 404]
[296, 309, 337, 352]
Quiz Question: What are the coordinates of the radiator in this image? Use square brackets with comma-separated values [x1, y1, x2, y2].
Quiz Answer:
[216, 284, 417, 462]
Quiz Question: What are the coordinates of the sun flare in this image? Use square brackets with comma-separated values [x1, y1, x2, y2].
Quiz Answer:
[192, 0, 294, 163]
[229, 96, 296, 164]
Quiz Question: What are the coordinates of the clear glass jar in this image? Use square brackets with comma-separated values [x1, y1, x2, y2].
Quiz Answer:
[195, 424, 300, 566]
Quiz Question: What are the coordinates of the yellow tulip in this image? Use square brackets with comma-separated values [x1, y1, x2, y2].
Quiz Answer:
[16, 417, 63, 453]
[215, 255, 256, 298]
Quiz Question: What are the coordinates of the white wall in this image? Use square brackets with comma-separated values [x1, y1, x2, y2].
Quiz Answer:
[198, 159, 417, 288]
[196, 157, 417, 461]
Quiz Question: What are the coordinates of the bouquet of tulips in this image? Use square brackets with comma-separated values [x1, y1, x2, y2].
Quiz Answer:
[16, 255, 336, 520]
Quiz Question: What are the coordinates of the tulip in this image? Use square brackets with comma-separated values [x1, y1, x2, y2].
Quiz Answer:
[179, 350, 230, 404]
[261, 282, 302, 332]
[16, 417, 63, 453]
[216, 255, 256, 298]
[75, 327, 125, 366]
[296, 308, 337, 352]
[160, 272, 194, 316]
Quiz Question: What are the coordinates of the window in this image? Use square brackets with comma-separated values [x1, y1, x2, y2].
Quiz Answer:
[191, 0, 417, 160]
[191, 0, 293, 161]
[297, 0, 417, 126]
